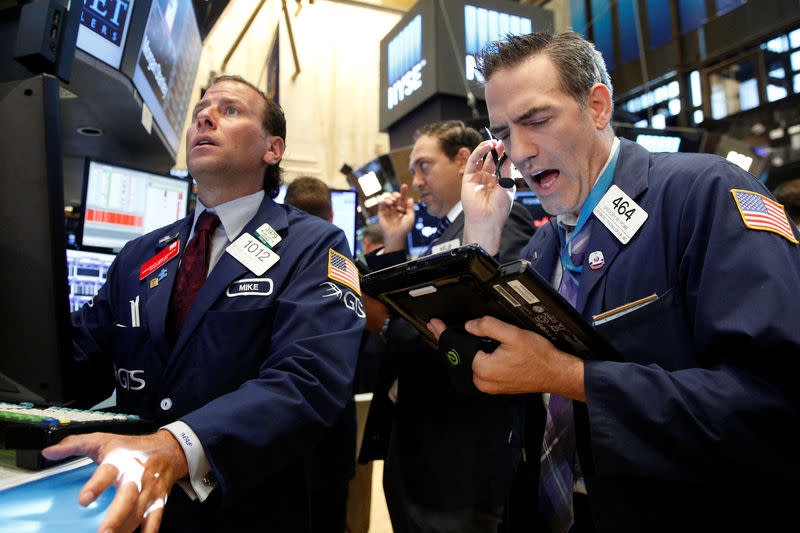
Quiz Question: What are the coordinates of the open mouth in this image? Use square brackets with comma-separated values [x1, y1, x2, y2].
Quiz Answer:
[529, 169, 559, 189]
[194, 138, 217, 148]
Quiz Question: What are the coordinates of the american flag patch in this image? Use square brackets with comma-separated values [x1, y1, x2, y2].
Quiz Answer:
[328, 249, 361, 295]
[731, 189, 798, 244]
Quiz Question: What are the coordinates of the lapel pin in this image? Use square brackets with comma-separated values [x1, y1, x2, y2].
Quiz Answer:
[588, 250, 605, 270]
[158, 232, 179, 245]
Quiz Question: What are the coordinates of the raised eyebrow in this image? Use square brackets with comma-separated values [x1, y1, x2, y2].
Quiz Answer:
[192, 97, 244, 117]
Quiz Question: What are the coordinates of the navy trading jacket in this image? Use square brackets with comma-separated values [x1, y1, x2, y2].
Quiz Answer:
[364, 204, 535, 515]
[70, 196, 365, 532]
[509, 138, 800, 532]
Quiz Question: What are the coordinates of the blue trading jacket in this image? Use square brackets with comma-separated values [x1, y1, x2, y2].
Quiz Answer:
[511, 138, 800, 532]
[71, 196, 365, 532]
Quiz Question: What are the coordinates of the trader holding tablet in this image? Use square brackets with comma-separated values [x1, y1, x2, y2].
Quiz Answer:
[363, 120, 535, 533]
[428, 32, 800, 532]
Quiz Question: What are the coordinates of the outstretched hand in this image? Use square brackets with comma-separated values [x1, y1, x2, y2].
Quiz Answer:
[42, 430, 190, 533]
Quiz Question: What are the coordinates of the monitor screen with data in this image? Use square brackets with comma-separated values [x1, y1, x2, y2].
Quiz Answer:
[130, 0, 202, 156]
[80, 159, 191, 252]
[66, 248, 117, 312]
[275, 185, 358, 255]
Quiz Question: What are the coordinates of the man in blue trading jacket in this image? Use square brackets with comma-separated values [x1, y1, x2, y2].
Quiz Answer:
[284, 174, 357, 533]
[362, 120, 536, 533]
[427, 32, 800, 532]
[43, 75, 365, 533]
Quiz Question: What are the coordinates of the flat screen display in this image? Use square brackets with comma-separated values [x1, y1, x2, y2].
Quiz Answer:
[275, 185, 359, 256]
[131, 0, 202, 156]
[76, 0, 136, 69]
[66, 249, 117, 312]
[464, 4, 532, 83]
[407, 202, 440, 258]
[635, 133, 682, 152]
[80, 159, 191, 251]
[514, 190, 552, 227]
[330, 189, 358, 256]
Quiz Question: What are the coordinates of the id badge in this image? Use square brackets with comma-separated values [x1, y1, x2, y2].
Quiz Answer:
[226, 234, 280, 275]
[593, 184, 648, 244]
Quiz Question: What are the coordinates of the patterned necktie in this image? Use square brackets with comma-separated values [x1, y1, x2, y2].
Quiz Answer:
[538, 223, 589, 533]
[424, 217, 451, 254]
[170, 210, 221, 335]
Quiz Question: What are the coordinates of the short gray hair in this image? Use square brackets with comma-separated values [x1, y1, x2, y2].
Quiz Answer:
[476, 31, 613, 109]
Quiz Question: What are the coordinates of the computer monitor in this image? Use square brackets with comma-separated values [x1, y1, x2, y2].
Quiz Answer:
[349, 154, 401, 216]
[79, 159, 192, 252]
[635, 133, 682, 153]
[130, 0, 202, 157]
[75, 0, 136, 69]
[274, 184, 359, 256]
[0, 75, 73, 405]
[407, 202, 440, 258]
[66, 249, 117, 312]
[613, 123, 706, 153]
[330, 189, 358, 256]
[514, 190, 552, 228]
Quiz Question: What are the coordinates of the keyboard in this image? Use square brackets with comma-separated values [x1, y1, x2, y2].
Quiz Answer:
[0, 402, 155, 469]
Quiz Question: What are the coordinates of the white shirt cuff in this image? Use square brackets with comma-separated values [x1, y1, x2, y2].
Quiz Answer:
[162, 421, 219, 502]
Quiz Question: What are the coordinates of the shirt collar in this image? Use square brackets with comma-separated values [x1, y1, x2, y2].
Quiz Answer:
[556, 136, 620, 230]
[194, 190, 265, 242]
[443, 201, 463, 224]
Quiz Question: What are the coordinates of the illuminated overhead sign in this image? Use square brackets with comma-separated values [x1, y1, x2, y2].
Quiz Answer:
[387, 15, 426, 110]
[635, 134, 682, 153]
[464, 5, 532, 83]
[379, 0, 552, 131]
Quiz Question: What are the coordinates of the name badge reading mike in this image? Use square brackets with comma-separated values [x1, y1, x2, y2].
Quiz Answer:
[226, 234, 280, 275]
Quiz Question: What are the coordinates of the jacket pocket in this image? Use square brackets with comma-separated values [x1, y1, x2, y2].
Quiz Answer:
[594, 288, 696, 370]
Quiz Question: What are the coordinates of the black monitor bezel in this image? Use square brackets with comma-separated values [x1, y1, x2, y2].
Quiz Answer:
[0, 75, 73, 406]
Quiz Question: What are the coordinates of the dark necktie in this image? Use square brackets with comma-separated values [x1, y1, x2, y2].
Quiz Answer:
[424, 217, 451, 255]
[170, 210, 221, 335]
[538, 223, 589, 533]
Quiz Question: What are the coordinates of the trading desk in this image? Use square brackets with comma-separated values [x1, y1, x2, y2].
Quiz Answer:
[0, 454, 113, 532]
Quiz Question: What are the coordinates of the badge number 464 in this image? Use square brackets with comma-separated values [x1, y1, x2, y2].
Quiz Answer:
[593, 184, 648, 244]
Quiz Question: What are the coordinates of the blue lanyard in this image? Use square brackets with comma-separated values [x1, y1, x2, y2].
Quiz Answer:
[558, 142, 621, 275]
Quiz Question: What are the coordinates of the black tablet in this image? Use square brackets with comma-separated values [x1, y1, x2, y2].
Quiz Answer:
[361, 244, 618, 361]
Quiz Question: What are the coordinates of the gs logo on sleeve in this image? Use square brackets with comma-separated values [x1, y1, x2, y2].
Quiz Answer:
[320, 281, 365, 318]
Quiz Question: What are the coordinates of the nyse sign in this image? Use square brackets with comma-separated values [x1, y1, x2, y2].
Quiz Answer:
[387, 59, 427, 110]
[81, 0, 130, 45]
[386, 14, 424, 111]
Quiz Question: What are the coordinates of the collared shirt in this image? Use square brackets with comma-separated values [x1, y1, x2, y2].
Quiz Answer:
[551, 137, 620, 290]
[162, 189, 267, 502]
[546, 137, 619, 497]
[189, 190, 266, 276]
[442, 201, 463, 226]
